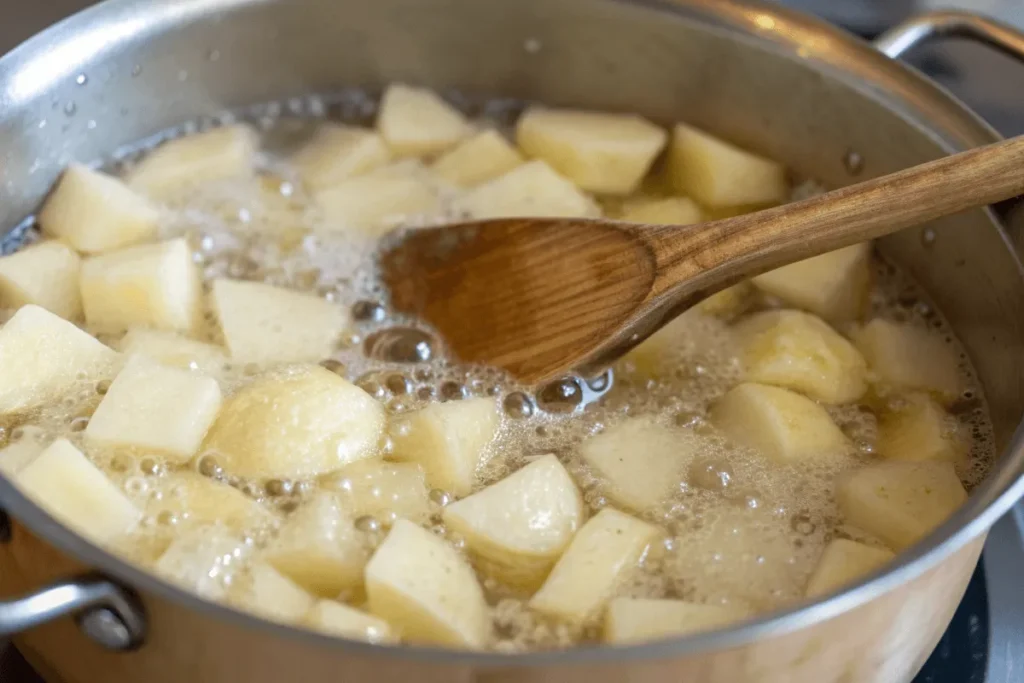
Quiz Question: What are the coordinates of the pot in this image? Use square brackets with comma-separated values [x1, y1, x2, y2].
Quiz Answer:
[1, 2, 1024, 682]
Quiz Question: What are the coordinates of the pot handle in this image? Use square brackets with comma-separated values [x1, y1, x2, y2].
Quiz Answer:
[875, 10, 1024, 62]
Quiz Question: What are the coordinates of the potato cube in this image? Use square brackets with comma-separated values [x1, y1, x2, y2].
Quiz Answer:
[14, 439, 140, 545]
[618, 196, 702, 225]
[80, 238, 202, 334]
[710, 383, 851, 463]
[529, 508, 661, 623]
[264, 493, 369, 596]
[388, 397, 499, 496]
[365, 519, 490, 648]
[431, 129, 523, 186]
[119, 328, 227, 375]
[38, 164, 160, 253]
[291, 124, 392, 190]
[203, 366, 385, 479]
[376, 84, 473, 158]
[239, 563, 316, 624]
[853, 319, 964, 403]
[837, 460, 967, 550]
[668, 122, 787, 208]
[453, 160, 601, 220]
[604, 598, 751, 644]
[325, 460, 432, 524]
[127, 125, 258, 199]
[0, 305, 118, 414]
[516, 108, 667, 195]
[304, 600, 396, 644]
[752, 243, 872, 322]
[443, 454, 583, 587]
[804, 539, 894, 598]
[736, 310, 867, 404]
[580, 417, 697, 513]
[0, 432, 46, 477]
[211, 279, 348, 365]
[623, 308, 737, 380]
[315, 164, 442, 237]
[149, 471, 274, 533]
[86, 355, 222, 461]
[877, 394, 965, 463]
[0, 241, 83, 320]
[697, 283, 753, 317]
[155, 527, 251, 599]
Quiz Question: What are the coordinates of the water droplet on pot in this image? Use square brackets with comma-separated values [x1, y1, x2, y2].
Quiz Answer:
[75, 73, 88, 86]
[842, 149, 864, 175]
[131, 64, 142, 77]
[64, 101, 77, 116]
[921, 227, 937, 248]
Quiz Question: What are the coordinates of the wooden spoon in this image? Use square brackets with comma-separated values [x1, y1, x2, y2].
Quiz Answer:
[381, 135, 1024, 385]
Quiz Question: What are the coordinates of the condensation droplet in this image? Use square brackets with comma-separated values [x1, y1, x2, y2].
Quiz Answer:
[131, 64, 142, 77]
[64, 101, 77, 116]
[524, 38, 542, 53]
[75, 73, 88, 86]
[207, 49, 221, 62]
[842, 149, 864, 175]
[921, 227, 937, 248]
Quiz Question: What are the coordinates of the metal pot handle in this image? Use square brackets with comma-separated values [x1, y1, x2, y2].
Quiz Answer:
[0, 510, 146, 651]
[875, 10, 1024, 62]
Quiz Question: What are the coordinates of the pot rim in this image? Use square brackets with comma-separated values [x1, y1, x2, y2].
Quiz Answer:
[1, 0, 1023, 667]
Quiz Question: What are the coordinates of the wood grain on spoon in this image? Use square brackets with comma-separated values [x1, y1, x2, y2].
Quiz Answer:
[382, 135, 1024, 384]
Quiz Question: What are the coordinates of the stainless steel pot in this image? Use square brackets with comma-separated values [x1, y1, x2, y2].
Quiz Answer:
[0, 2, 1023, 682]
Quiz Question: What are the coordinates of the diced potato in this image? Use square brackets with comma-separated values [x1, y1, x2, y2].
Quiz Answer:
[388, 397, 499, 497]
[453, 160, 601, 220]
[736, 310, 867, 404]
[442, 454, 583, 587]
[14, 439, 141, 545]
[529, 508, 661, 623]
[837, 460, 967, 550]
[752, 243, 872, 322]
[239, 562, 316, 624]
[155, 527, 251, 599]
[80, 238, 202, 334]
[127, 125, 258, 199]
[580, 417, 697, 513]
[315, 163, 442, 237]
[877, 394, 965, 463]
[431, 129, 523, 186]
[0, 431, 46, 477]
[264, 493, 369, 597]
[365, 519, 490, 648]
[618, 196, 702, 225]
[376, 84, 473, 158]
[853, 319, 964, 403]
[85, 355, 222, 461]
[804, 539, 894, 598]
[203, 366, 385, 479]
[149, 471, 274, 533]
[604, 598, 751, 644]
[697, 283, 753, 317]
[0, 305, 118, 414]
[0, 241, 83, 320]
[668, 122, 787, 208]
[304, 600, 396, 644]
[710, 383, 852, 463]
[211, 279, 348, 365]
[291, 124, 392, 190]
[325, 460, 432, 524]
[516, 108, 667, 195]
[38, 164, 160, 253]
[623, 308, 737, 379]
[118, 328, 227, 375]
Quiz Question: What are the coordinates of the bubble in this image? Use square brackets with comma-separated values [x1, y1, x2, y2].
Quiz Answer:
[197, 454, 223, 478]
[319, 359, 346, 376]
[537, 378, 584, 414]
[69, 417, 89, 432]
[385, 374, 411, 395]
[352, 300, 386, 322]
[355, 515, 380, 532]
[417, 386, 436, 401]
[429, 489, 452, 507]
[140, 457, 164, 476]
[440, 381, 467, 401]
[503, 392, 535, 419]
[364, 328, 434, 363]
[265, 479, 294, 496]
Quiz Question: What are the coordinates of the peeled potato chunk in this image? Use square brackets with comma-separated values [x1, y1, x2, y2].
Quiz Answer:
[324, 459, 432, 524]
[0, 305, 118, 414]
[211, 279, 348, 365]
[431, 129, 523, 186]
[376, 84, 473, 158]
[203, 366, 385, 479]
[388, 397, 499, 497]
[453, 160, 601, 220]
[365, 519, 490, 648]
[442, 454, 583, 587]
[315, 163, 442, 237]
[516, 108, 667, 195]
[80, 237, 202, 335]
[304, 600, 397, 644]
[0, 241, 83, 320]
[752, 243, 872, 322]
[291, 124, 392, 190]
[710, 383, 852, 463]
[805, 539, 895, 598]
[623, 309, 737, 380]
[264, 493, 369, 597]
[580, 417, 698, 513]
[126, 125, 258, 199]
[877, 394, 965, 463]
[14, 439, 141, 545]
[119, 328, 227, 375]
[604, 598, 751, 644]
[156, 527, 251, 599]
[618, 196, 702, 225]
[0, 431, 46, 477]
[38, 164, 160, 253]
[238, 562, 316, 624]
[86, 355, 222, 461]
[529, 508, 661, 624]
[697, 283, 753, 317]
[736, 310, 867, 404]
[837, 460, 967, 550]
[853, 319, 964, 403]
[149, 471, 274, 533]
[668, 122, 787, 208]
